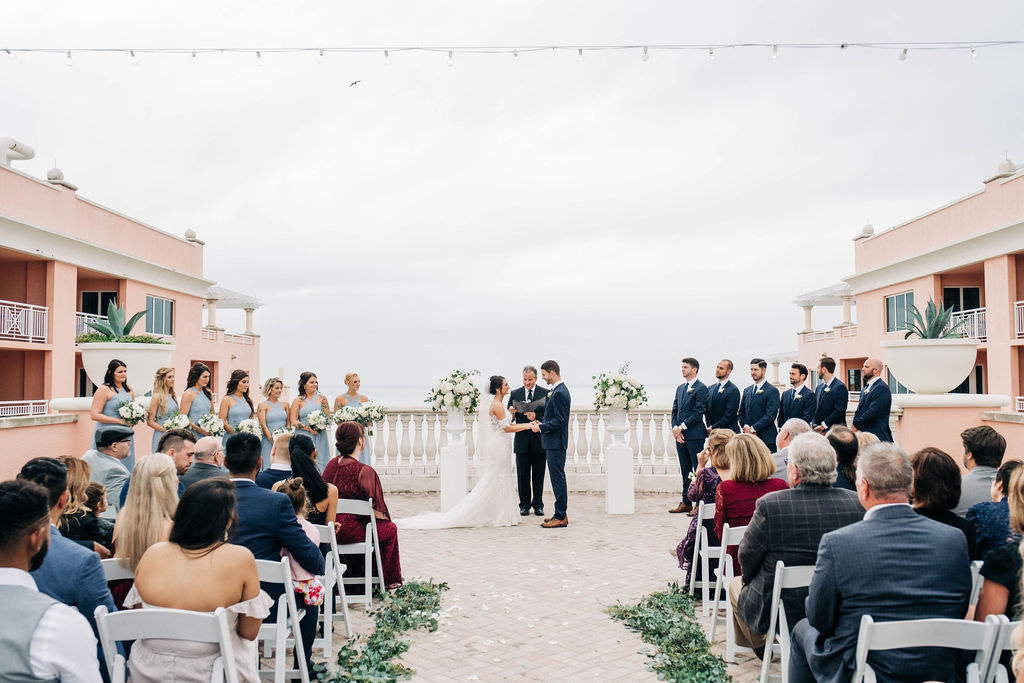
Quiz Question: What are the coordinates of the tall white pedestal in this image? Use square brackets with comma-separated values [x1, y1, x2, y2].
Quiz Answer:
[440, 408, 468, 511]
[605, 409, 635, 514]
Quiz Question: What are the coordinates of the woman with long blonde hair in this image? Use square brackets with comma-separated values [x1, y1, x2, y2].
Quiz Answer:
[258, 376, 290, 468]
[55, 455, 113, 552]
[114, 452, 178, 572]
[146, 367, 179, 454]
[334, 372, 371, 464]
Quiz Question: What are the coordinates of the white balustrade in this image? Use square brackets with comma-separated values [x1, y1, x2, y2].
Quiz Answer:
[948, 307, 987, 341]
[840, 324, 858, 338]
[0, 400, 49, 418]
[802, 330, 834, 342]
[200, 328, 218, 341]
[1015, 301, 1024, 340]
[1016, 397, 1024, 413]
[75, 312, 106, 337]
[1, 299, 47, 343]
[224, 332, 255, 345]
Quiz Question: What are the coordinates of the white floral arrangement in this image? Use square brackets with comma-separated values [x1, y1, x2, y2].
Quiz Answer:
[334, 402, 388, 437]
[305, 408, 332, 434]
[593, 363, 648, 411]
[117, 399, 148, 426]
[197, 412, 226, 437]
[162, 412, 190, 430]
[236, 418, 262, 436]
[425, 369, 481, 413]
[271, 427, 294, 439]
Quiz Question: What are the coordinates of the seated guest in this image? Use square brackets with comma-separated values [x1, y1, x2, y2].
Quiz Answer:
[18, 457, 117, 680]
[789, 443, 972, 683]
[733, 432, 863, 654]
[855, 430, 879, 452]
[772, 418, 810, 480]
[84, 482, 115, 549]
[323, 422, 403, 589]
[967, 460, 1023, 560]
[0, 479, 102, 683]
[675, 428, 731, 584]
[84, 424, 134, 519]
[715, 434, 789, 576]
[179, 436, 226, 490]
[287, 432, 339, 526]
[226, 431, 324, 671]
[911, 447, 979, 559]
[126, 479, 271, 682]
[827, 426, 859, 491]
[119, 428, 194, 506]
[954, 425, 1007, 517]
[57, 455, 111, 554]
[272, 478, 326, 606]
[975, 466, 1024, 624]
[255, 432, 295, 489]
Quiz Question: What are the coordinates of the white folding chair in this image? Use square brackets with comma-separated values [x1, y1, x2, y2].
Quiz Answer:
[100, 558, 134, 581]
[255, 558, 310, 683]
[759, 562, 816, 683]
[970, 560, 985, 607]
[335, 498, 386, 608]
[94, 604, 239, 683]
[708, 523, 752, 662]
[851, 615, 996, 683]
[978, 615, 1019, 683]
[687, 501, 718, 608]
[311, 522, 352, 658]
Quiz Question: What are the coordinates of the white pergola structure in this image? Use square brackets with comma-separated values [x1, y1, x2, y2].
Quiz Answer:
[202, 285, 263, 335]
[792, 282, 855, 333]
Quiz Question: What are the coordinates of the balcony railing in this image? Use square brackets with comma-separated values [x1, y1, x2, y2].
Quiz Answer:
[840, 325, 858, 338]
[1016, 397, 1024, 413]
[0, 299, 48, 343]
[0, 400, 48, 418]
[200, 328, 218, 341]
[947, 307, 987, 341]
[1015, 301, 1024, 339]
[802, 330, 834, 342]
[224, 333, 255, 345]
[75, 312, 107, 337]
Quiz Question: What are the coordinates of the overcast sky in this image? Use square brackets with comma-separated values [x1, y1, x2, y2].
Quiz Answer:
[3, 2, 1023, 400]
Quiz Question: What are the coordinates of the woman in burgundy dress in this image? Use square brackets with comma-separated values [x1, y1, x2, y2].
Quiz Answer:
[322, 421, 403, 589]
[714, 433, 788, 576]
[675, 428, 733, 583]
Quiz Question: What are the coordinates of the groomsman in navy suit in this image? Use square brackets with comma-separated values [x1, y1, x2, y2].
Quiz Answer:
[738, 358, 781, 453]
[705, 359, 741, 433]
[778, 363, 816, 427]
[852, 358, 894, 442]
[812, 356, 849, 432]
[669, 358, 709, 514]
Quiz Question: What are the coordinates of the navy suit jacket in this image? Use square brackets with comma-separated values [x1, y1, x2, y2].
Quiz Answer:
[852, 379, 893, 442]
[231, 479, 325, 576]
[671, 380, 708, 440]
[738, 383, 780, 446]
[538, 383, 570, 452]
[813, 379, 849, 429]
[778, 385, 816, 428]
[255, 466, 293, 490]
[705, 380, 741, 433]
[799, 505, 970, 683]
[507, 385, 549, 454]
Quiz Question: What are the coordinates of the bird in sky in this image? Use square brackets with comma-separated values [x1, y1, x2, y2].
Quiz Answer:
[349, 80, 361, 87]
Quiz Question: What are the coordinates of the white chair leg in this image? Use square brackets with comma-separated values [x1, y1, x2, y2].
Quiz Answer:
[275, 603, 286, 683]
[724, 580, 736, 663]
[335, 564, 352, 636]
[701, 550, 712, 616]
[709, 567, 724, 642]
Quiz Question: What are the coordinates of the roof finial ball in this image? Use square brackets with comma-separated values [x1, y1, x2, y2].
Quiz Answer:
[997, 158, 1016, 175]
[861, 223, 874, 237]
[46, 167, 64, 182]
[185, 228, 197, 240]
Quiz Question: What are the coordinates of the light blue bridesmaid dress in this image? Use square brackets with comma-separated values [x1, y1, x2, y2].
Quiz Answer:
[297, 394, 331, 471]
[93, 386, 136, 470]
[185, 387, 213, 441]
[338, 394, 372, 465]
[260, 401, 288, 469]
[151, 395, 179, 454]
[223, 396, 255, 447]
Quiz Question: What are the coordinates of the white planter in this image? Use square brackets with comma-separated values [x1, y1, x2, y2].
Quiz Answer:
[440, 408, 468, 511]
[605, 408, 635, 514]
[79, 342, 175, 389]
[880, 338, 979, 395]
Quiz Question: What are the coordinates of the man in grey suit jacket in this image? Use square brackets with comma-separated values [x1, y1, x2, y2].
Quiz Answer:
[83, 424, 133, 519]
[732, 432, 864, 652]
[789, 443, 972, 683]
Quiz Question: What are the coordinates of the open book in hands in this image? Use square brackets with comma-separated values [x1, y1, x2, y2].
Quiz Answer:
[512, 396, 547, 413]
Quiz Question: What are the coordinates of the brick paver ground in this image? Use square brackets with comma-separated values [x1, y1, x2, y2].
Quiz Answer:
[316, 492, 764, 682]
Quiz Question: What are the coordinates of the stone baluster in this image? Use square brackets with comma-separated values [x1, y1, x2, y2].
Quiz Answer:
[653, 413, 667, 465]
[466, 415, 476, 463]
[588, 412, 601, 465]
[628, 413, 640, 459]
[576, 414, 588, 462]
[640, 413, 653, 462]
[566, 414, 577, 464]
[438, 413, 449, 450]
[374, 418, 387, 464]
[412, 414, 425, 464]
[399, 414, 412, 465]
[386, 413, 399, 465]
[425, 414, 438, 464]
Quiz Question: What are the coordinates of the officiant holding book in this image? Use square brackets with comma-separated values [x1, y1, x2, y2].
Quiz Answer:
[508, 365, 549, 517]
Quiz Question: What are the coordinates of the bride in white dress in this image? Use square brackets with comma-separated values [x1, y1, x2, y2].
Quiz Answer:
[396, 376, 537, 529]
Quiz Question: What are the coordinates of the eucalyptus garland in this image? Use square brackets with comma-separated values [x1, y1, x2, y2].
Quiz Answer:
[607, 583, 731, 683]
[314, 580, 449, 683]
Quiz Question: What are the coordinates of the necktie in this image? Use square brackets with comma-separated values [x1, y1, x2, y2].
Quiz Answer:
[527, 390, 533, 402]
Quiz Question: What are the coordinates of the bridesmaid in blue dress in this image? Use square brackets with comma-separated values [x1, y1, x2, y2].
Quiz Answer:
[258, 377, 290, 469]
[145, 367, 179, 454]
[334, 372, 372, 465]
[290, 371, 332, 471]
[218, 369, 255, 446]
[178, 362, 213, 440]
[90, 359, 136, 469]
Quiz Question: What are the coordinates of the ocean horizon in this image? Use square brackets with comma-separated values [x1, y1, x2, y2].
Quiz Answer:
[319, 383, 689, 408]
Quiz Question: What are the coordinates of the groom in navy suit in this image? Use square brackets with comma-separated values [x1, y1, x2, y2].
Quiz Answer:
[669, 358, 708, 514]
[738, 358, 781, 453]
[812, 356, 849, 432]
[532, 360, 571, 528]
[778, 363, 816, 427]
[852, 358, 893, 442]
[705, 359, 741, 433]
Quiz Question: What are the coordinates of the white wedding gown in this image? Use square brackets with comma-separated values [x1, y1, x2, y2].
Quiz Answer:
[395, 407, 519, 529]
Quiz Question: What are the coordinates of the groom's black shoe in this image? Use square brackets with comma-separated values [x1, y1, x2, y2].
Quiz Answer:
[520, 507, 530, 516]
[534, 508, 544, 517]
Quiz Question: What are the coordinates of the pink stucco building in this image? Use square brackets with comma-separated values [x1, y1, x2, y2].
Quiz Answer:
[796, 159, 1024, 457]
[0, 138, 261, 478]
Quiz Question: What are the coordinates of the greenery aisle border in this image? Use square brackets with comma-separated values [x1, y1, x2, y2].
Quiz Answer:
[607, 583, 731, 683]
[315, 580, 449, 682]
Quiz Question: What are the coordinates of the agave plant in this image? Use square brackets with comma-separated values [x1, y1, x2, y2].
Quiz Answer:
[85, 301, 148, 340]
[903, 298, 967, 339]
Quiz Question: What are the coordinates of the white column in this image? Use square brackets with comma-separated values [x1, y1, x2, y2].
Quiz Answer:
[802, 305, 813, 333]
[841, 296, 853, 325]
[440, 409, 468, 511]
[244, 307, 258, 336]
[771, 361, 781, 385]
[205, 298, 223, 330]
[605, 409, 635, 514]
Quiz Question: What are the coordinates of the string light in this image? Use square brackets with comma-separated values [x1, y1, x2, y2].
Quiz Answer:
[447, 50, 454, 66]
[5, 49, 14, 60]
[708, 48, 715, 61]
[318, 48, 325, 63]
[129, 49, 138, 65]
[256, 50, 263, 66]
[970, 47, 977, 59]
[577, 48, 583, 63]
[899, 48, 908, 61]
[383, 49, 390, 65]
[191, 49, 197, 63]
[513, 51, 519, 62]
[771, 44, 778, 60]
[64, 51, 72, 67]
[641, 46, 649, 62]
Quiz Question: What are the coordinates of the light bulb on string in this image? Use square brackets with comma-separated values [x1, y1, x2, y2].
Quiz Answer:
[319, 48, 325, 63]
[130, 50, 138, 65]
[191, 50, 197, 63]
[513, 51, 519, 63]
[771, 45, 778, 60]
[641, 46, 649, 62]
[5, 48, 14, 61]
[970, 47, 977, 59]
[383, 49, 390, 66]
[577, 48, 584, 63]
[899, 48, 908, 61]
[256, 51, 263, 66]
[65, 51, 72, 67]
[448, 50, 454, 67]
[708, 48, 715, 61]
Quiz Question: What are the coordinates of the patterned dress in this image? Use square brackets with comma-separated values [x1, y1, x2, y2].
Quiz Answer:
[675, 467, 722, 584]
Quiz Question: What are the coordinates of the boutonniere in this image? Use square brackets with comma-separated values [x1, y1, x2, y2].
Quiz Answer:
[824, 387, 831, 393]
[718, 387, 725, 394]
[795, 394, 803, 400]
[756, 389, 764, 395]
[686, 387, 695, 394]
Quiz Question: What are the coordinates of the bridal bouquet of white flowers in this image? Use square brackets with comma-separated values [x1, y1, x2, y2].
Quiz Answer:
[305, 408, 332, 434]
[198, 412, 226, 437]
[425, 369, 481, 413]
[117, 398, 148, 426]
[334, 402, 388, 436]
[236, 418, 262, 436]
[593, 363, 648, 411]
[271, 427, 294, 439]
[162, 412, 190, 430]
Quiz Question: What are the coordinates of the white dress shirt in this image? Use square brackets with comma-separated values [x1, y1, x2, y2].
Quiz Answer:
[863, 502, 911, 520]
[0, 568, 101, 683]
[863, 376, 881, 392]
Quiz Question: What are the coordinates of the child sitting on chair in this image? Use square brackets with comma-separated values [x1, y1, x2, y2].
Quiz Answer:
[272, 477, 326, 606]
